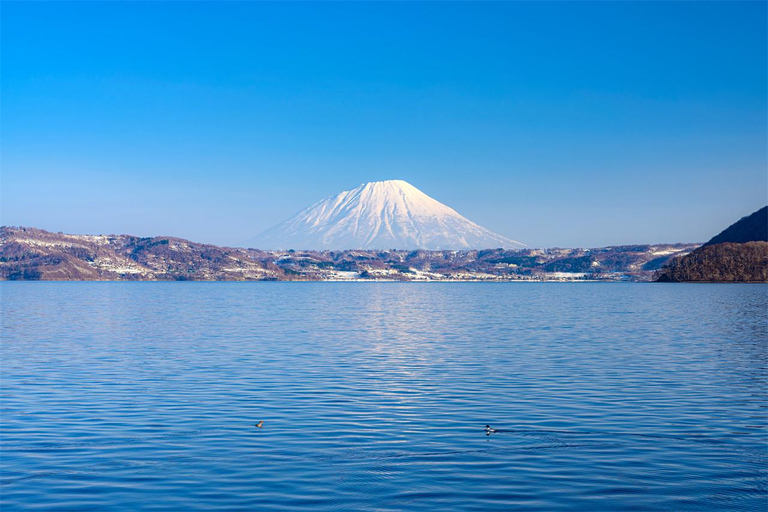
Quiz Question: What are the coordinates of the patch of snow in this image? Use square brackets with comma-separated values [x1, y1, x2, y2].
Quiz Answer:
[650, 249, 686, 256]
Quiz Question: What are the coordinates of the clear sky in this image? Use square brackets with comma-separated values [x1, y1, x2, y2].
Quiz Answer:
[2, 1, 766, 248]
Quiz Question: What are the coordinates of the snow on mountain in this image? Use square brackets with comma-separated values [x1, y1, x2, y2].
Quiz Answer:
[246, 180, 524, 250]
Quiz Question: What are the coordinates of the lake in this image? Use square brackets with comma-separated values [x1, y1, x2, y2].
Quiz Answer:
[1, 282, 766, 510]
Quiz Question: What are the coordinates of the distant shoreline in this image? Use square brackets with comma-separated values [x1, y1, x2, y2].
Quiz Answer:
[2, 226, 702, 283]
[3, 279, 764, 284]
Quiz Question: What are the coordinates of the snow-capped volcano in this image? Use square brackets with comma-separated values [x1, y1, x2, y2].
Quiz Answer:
[246, 180, 524, 250]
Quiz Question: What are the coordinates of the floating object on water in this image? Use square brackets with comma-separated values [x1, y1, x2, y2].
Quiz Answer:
[485, 425, 497, 435]
[255, 421, 264, 428]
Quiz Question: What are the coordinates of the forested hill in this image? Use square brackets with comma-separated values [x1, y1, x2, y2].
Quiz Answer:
[657, 207, 768, 283]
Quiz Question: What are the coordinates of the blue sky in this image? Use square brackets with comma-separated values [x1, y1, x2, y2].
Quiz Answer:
[2, 1, 766, 248]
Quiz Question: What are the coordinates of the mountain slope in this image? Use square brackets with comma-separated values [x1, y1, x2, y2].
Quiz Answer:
[0, 227, 277, 281]
[704, 206, 767, 246]
[246, 180, 524, 250]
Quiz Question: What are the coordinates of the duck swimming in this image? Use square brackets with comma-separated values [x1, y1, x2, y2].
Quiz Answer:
[485, 425, 496, 435]
[255, 421, 264, 428]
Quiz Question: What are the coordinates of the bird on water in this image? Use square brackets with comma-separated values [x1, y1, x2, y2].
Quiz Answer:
[485, 425, 496, 435]
[255, 421, 264, 428]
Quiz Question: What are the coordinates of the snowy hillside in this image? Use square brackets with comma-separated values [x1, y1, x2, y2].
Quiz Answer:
[246, 180, 524, 250]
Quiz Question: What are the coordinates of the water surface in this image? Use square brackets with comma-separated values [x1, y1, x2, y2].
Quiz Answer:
[2, 283, 766, 510]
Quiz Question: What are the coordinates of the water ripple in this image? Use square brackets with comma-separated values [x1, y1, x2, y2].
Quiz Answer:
[1, 282, 766, 510]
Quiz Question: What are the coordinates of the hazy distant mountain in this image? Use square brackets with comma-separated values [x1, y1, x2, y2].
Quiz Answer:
[657, 206, 768, 283]
[246, 180, 525, 250]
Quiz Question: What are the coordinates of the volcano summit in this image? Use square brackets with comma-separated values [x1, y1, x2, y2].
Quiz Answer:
[247, 180, 524, 250]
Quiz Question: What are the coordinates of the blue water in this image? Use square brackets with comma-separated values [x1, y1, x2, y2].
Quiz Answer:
[1, 283, 766, 510]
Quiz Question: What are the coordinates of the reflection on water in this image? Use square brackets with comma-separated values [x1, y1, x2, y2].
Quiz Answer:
[2, 282, 767, 510]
